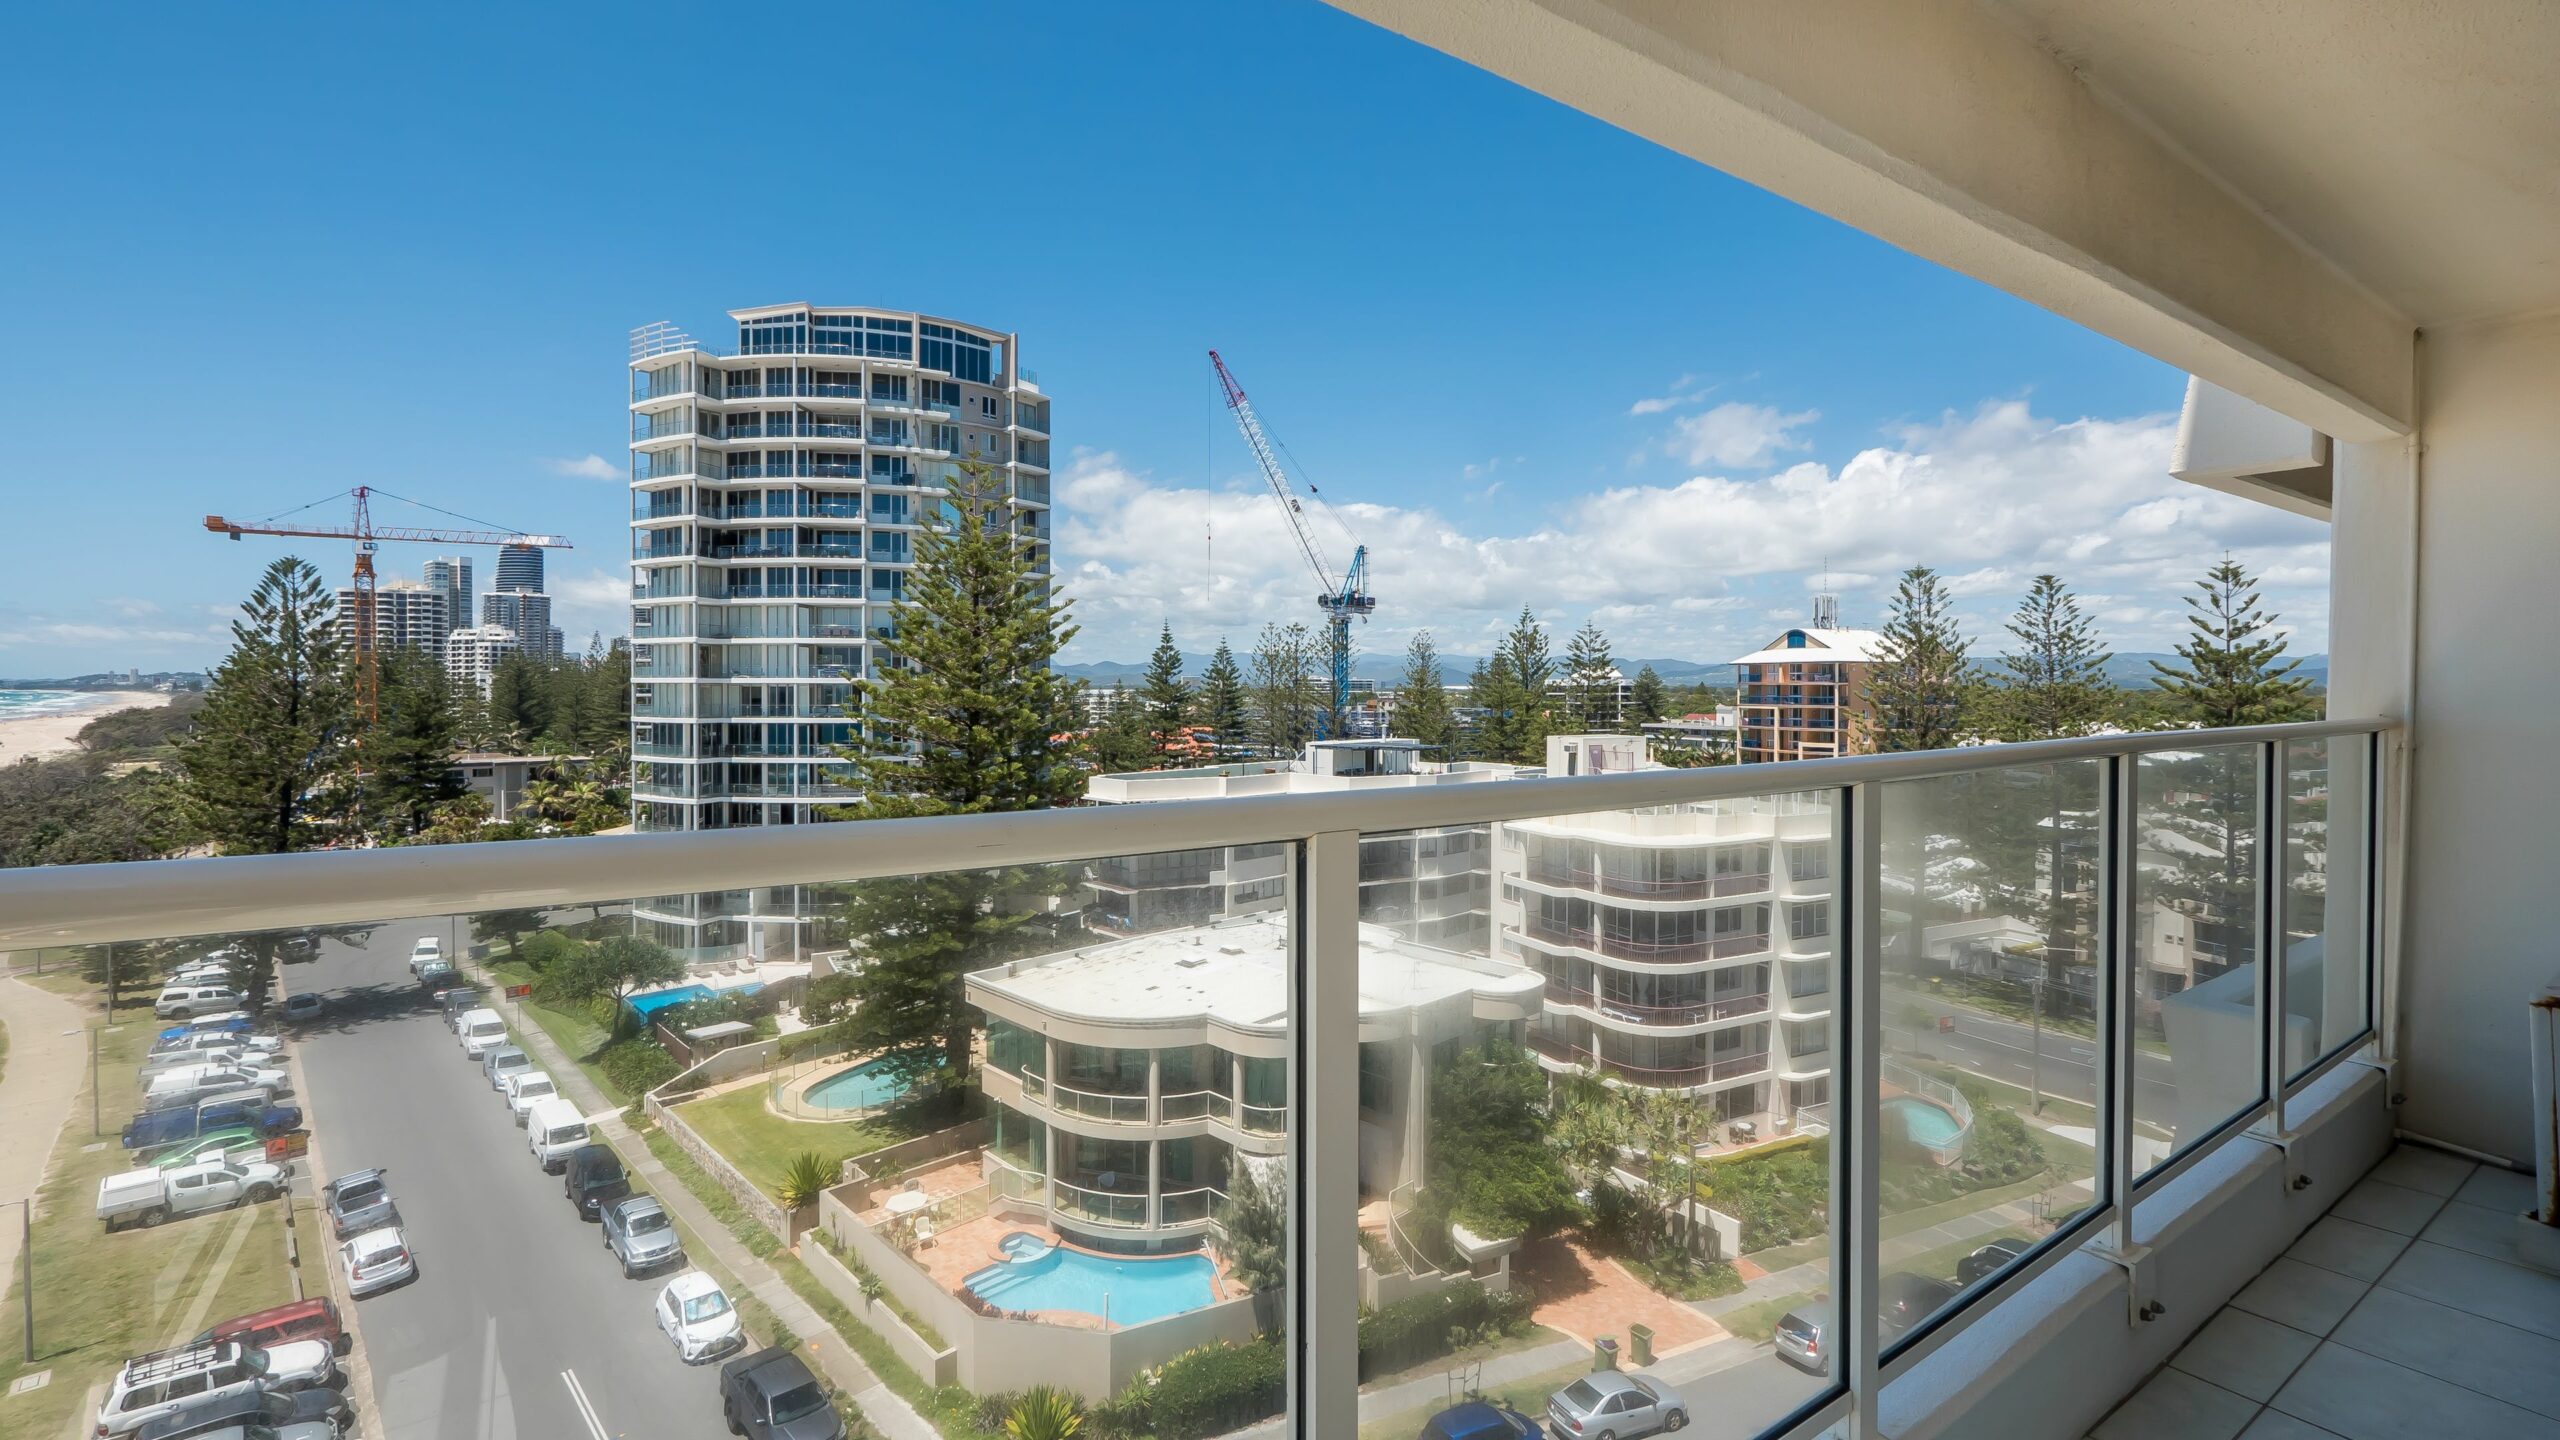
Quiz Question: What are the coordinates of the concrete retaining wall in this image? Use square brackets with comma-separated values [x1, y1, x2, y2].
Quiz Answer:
[803, 1235, 958, 1386]
[648, 1089, 791, 1241]
[658, 1037, 782, 1098]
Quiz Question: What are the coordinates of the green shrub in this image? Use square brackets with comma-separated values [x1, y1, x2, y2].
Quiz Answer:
[1003, 1387, 1084, 1440]
[1144, 1338, 1286, 1438]
[1701, 1136, 1832, 1251]
[601, 1037, 681, 1096]
[1355, 1280, 1535, 1378]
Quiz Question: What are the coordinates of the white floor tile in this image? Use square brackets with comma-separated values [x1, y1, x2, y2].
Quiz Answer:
[2452, 1164, 2536, 1215]
[2284, 1216, 2409, 1282]
[2272, 1342, 2560, 1440]
[2418, 1196, 2528, 1261]
[2367, 1146, 2474, 1197]
[2231, 1257, 2369, 1336]
[2170, 1307, 2320, 1402]
[2331, 1284, 2560, 1420]
[2240, 1413, 2346, 1440]
[2326, 1177, 2445, 1235]
[2378, 1239, 2560, 1340]
[2093, 1368, 2260, 1440]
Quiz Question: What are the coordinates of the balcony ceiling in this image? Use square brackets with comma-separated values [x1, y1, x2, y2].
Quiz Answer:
[1988, 0, 2560, 330]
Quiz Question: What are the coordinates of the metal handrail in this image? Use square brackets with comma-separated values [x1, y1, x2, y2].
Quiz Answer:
[1043, 1079, 1150, 1123]
[0, 718, 2392, 948]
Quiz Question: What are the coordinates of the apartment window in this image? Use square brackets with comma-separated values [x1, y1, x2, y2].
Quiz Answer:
[1788, 902, 1830, 940]
[1787, 841, 1829, 882]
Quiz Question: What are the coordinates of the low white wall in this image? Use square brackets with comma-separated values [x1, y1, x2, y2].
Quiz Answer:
[660, 1037, 781, 1097]
[1879, 1063, 2393, 1440]
[803, 1234, 958, 1386]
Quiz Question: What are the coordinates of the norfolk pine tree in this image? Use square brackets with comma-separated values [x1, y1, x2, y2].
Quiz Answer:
[1868, 566, 1974, 752]
[177, 556, 354, 855]
[825, 463, 1087, 1084]
[1988, 574, 2114, 742]
[1563, 620, 1618, 730]
[1247, 621, 1320, 758]
[1394, 631, 1458, 752]
[1140, 621, 1192, 761]
[1629, 665, 1672, 727]
[1194, 638, 1248, 755]
[2150, 559, 2317, 727]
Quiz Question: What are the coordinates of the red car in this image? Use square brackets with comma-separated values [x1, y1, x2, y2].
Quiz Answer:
[195, 1296, 346, 1356]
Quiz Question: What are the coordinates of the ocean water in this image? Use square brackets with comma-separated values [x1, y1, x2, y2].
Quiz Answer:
[0, 690, 83, 719]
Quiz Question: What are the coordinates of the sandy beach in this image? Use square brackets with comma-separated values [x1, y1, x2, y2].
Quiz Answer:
[0, 690, 173, 766]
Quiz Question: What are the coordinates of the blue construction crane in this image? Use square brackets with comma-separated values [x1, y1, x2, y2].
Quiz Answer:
[1209, 349, 1377, 740]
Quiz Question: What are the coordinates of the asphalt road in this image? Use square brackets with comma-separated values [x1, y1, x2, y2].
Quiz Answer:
[1662, 1346, 1831, 1440]
[290, 924, 730, 1440]
[1886, 988, 2182, 1118]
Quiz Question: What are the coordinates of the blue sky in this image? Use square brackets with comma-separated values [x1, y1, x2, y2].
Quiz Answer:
[0, 2, 2327, 678]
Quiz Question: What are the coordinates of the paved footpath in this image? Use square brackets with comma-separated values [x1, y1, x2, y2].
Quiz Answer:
[470, 961, 939, 1440]
[0, 977, 92, 1308]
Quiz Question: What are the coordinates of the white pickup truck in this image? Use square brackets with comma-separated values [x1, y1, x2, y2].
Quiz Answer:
[96, 1156, 289, 1231]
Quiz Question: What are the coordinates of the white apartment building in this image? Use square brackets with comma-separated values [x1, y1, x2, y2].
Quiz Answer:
[443, 623, 520, 698]
[626, 304, 1052, 960]
[967, 912, 1542, 1245]
[335, 580, 449, 662]
[1085, 739, 1525, 951]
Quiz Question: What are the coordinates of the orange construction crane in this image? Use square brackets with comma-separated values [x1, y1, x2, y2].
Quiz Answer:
[206, 485, 571, 723]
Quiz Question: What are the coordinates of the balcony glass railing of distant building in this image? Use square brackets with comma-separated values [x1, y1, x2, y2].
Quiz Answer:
[2, 718, 2387, 1440]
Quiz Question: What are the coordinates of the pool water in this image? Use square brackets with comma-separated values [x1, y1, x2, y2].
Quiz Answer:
[626, 982, 760, 1021]
[964, 1240, 1218, 1326]
[1883, 1095, 1966, 1149]
[803, 1056, 914, 1112]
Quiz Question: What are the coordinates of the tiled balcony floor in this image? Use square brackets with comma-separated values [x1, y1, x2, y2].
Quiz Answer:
[2090, 1145, 2560, 1440]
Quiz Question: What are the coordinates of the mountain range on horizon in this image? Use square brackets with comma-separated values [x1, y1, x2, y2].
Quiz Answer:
[1056, 651, 2331, 691]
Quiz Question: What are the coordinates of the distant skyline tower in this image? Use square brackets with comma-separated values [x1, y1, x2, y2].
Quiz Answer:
[422, 556, 473, 635]
[494, 543, 545, 594]
[481, 590, 560, 661]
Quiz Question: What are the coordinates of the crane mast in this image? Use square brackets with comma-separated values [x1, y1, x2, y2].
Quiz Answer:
[1208, 350, 1377, 742]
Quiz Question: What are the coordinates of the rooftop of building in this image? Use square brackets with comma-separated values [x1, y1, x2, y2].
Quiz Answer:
[1730, 626, 1885, 666]
[969, 912, 1540, 1033]
[1085, 737, 1526, 803]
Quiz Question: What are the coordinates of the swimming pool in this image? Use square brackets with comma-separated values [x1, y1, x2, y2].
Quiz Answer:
[626, 982, 760, 1022]
[1883, 1095, 1967, 1150]
[964, 1237, 1219, 1326]
[802, 1055, 914, 1113]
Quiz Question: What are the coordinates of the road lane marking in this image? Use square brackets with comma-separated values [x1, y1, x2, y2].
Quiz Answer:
[561, 1368, 609, 1440]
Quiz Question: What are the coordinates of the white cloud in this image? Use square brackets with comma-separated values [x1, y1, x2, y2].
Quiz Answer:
[1628, 374, 1708, 416]
[1052, 399, 2331, 665]
[545, 454, 621, 481]
[1663, 402, 1822, 469]
[551, 568, 633, 646]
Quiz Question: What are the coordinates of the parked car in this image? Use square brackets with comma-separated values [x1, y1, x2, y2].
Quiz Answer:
[564, 1143, 630, 1219]
[654, 1270, 744, 1363]
[407, 938, 443, 977]
[139, 1046, 262, 1082]
[147, 1130, 263, 1171]
[130, 1384, 350, 1440]
[601, 1194, 684, 1278]
[1424, 1400, 1547, 1438]
[148, 1030, 281, 1063]
[482, 1044, 531, 1092]
[503, 1070, 559, 1126]
[1879, 1272, 1962, 1336]
[341, 1225, 417, 1298]
[281, 993, 324, 1024]
[1774, 1306, 1828, 1374]
[1957, 1237, 2034, 1286]
[718, 1346, 843, 1440]
[1546, 1371, 1688, 1438]
[157, 1014, 253, 1043]
[122, 1098, 302, 1154]
[193, 1298, 345, 1358]
[144, 1064, 290, 1112]
[457, 1009, 508, 1058]
[529, 1100, 591, 1174]
[96, 1339, 334, 1438]
[435, 988, 480, 1030]
[320, 1169, 399, 1240]
[415, 959, 457, 990]
[155, 984, 246, 1020]
[98, 1158, 289, 1231]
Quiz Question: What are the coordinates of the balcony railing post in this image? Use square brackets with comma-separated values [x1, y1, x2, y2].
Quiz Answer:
[1291, 830, 1359, 1438]
[2366, 729, 2391, 1064]
[2259, 740, 2292, 1138]
[2100, 751, 2141, 1261]
[1840, 782, 1883, 1437]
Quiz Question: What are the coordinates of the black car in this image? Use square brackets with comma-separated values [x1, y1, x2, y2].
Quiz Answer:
[1879, 1272, 1962, 1335]
[321, 1167, 399, 1240]
[720, 1346, 845, 1440]
[132, 1384, 354, 1440]
[564, 1143, 630, 1220]
[1957, 1236, 2033, 1286]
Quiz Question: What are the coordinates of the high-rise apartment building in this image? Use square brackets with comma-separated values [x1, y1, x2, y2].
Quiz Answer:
[493, 543, 545, 596]
[481, 591, 560, 661]
[626, 304, 1052, 958]
[335, 580, 449, 661]
[1731, 609, 1880, 764]
[422, 557, 473, 636]
[444, 624, 521, 698]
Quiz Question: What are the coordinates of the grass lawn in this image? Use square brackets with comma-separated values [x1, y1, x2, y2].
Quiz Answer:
[1886, 1228, 2036, 1286]
[484, 960, 629, 1102]
[0, 995, 295, 1440]
[1357, 1358, 1591, 1440]
[1721, 1289, 1825, 1344]
[674, 1082, 983, 1199]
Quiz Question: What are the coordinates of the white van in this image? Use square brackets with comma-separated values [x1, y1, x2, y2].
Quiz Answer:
[526, 1097, 590, 1172]
[155, 983, 243, 1019]
[409, 937, 444, 977]
[457, 1008, 508, 1058]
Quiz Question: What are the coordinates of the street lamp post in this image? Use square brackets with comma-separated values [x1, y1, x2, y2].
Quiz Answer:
[2027, 973, 2046, 1116]
[16, 1196, 30, 1363]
